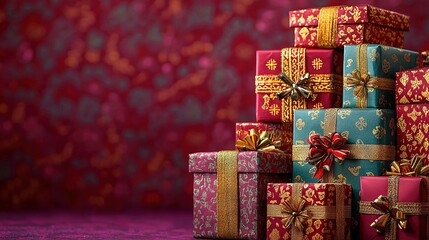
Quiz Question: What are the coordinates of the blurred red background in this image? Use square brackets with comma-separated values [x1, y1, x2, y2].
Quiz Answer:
[1, 0, 428, 210]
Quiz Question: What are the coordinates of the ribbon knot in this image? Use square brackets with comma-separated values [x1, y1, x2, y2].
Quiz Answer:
[235, 129, 282, 153]
[386, 155, 429, 176]
[370, 195, 407, 233]
[305, 132, 350, 179]
[276, 72, 312, 100]
[281, 198, 310, 232]
[346, 69, 378, 107]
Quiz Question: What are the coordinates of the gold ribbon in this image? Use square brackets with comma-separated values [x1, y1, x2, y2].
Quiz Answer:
[267, 183, 350, 239]
[217, 151, 239, 238]
[359, 176, 429, 240]
[235, 128, 283, 153]
[317, 6, 341, 48]
[292, 108, 396, 181]
[277, 72, 312, 100]
[345, 44, 396, 108]
[386, 155, 429, 176]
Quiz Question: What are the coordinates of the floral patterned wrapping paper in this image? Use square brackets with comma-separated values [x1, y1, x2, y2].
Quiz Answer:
[360, 176, 429, 239]
[289, 5, 409, 48]
[343, 44, 418, 109]
[266, 182, 352, 240]
[396, 68, 429, 163]
[292, 108, 396, 235]
[235, 122, 293, 154]
[189, 151, 292, 239]
[255, 48, 343, 124]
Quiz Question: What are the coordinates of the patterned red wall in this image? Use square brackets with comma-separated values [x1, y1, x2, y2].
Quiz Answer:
[1, 0, 428, 210]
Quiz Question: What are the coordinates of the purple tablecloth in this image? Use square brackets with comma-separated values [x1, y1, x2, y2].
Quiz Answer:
[0, 210, 193, 239]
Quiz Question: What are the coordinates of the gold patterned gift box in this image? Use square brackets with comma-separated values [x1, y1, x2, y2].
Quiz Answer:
[266, 182, 352, 240]
[343, 44, 418, 108]
[396, 67, 429, 164]
[289, 5, 409, 49]
[255, 48, 343, 124]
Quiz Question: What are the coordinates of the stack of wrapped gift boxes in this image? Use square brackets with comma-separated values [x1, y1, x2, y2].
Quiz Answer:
[190, 4, 429, 240]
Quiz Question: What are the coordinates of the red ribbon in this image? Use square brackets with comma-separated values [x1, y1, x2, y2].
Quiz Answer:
[306, 132, 350, 179]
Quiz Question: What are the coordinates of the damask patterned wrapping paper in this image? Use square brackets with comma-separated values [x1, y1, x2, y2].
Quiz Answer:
[396, 68, 429, 163]
[255, 48, 343, 124]
[235, 122, 293, 154]
[291, 108, 396, 234]
[360, 176, 429, 239]
[289, 5, 409, 48]
[266, 183, 352, 240]
[343, 44, 419, 108]
[189, 151, 291, 239]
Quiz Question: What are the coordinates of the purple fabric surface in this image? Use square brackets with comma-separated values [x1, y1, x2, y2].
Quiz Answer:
[0, 210, 193, 239]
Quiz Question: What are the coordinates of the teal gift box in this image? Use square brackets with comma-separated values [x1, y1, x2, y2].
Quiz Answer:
[343, 44, 418, 108]
[292, 108, 396, 233]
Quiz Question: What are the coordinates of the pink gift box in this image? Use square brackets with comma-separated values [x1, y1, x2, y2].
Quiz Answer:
[360, 176, 429, 239]
[189, 151, 292, 239]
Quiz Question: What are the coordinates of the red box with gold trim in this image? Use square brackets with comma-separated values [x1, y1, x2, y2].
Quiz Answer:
[396, 67, 429, 163]
[289, 5, 409, 49]
[255, 48, 343, 123]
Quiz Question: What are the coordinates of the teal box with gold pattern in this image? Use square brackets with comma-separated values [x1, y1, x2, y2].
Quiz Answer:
[292, 108, 396, 233]
[343, 44, 418, 108]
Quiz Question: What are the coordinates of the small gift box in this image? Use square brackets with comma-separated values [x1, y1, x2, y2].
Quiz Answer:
[256, 48, 343, 123]
[292, 108, 396, 233]
[267, 182, 352, 239]
[343, 44, 418, 108]
[360, 176, 429, 239]
[289, 5, 409, 48]
[396, 64, 429, 164]
[235, 122, 293, 154]
[189, 151, 292, 239]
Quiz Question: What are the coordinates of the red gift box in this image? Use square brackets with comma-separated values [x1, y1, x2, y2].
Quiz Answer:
[266, 182, 352, 239]
[255, 48, 342, 123]
[360, 176, 429, 239]
[189, 151, 291, 239]
[235, 122, 292, 154]
[396, 67, 429, 163]
[289, 5, 409, 48]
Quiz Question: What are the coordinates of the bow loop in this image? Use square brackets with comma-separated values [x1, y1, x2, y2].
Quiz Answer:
[235, 129, 282, 153]
[386, 155, 429, 176]
[346, 69, 379, 108]
[369, 195, 407, 233]
[281, 197, 310, 232]
[305, 132, 350, 179]
[277, 72, 312, 100]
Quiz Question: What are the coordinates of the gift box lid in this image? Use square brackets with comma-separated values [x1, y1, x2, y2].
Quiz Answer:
[189, 151, 292, 174]
[396, 67, 429, 104]
[289, 5, 409, 31]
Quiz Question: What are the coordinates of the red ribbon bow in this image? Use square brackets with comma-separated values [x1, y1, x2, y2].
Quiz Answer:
[306, 132, 350, 179]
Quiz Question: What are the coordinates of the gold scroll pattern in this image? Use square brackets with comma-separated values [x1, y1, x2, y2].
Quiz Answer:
[397, 105, 429, 162]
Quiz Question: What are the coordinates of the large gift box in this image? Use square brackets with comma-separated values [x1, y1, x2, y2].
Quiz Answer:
[236, 122, 293, 154]
[289, 5, 409, 49]
[189, 151, 292, 239]
[360, 176, 429, 239]
[396, 67, 429, 163]
[256, 48, 343, 123]
[292, 108, 396, 230]
[343, 44, 418, 108]
[267, 182, 352, 239]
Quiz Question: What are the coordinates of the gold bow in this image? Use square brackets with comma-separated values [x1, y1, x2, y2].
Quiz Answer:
[276, 72, 312, 100]
[422, 51, 429, 67]
[386, 155, 429, 176]
[370, 195, 407, 233]
[346, 69, 378, 108]
[280, 198, 310, 232]
[235, 129, 282, 153]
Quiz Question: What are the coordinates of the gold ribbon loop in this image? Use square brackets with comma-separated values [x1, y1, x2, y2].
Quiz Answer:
[317, 6, 341, 48]
[235, 128, 283, 153]
[386, 155, 429, 176]
[277, 72, 312, 100]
